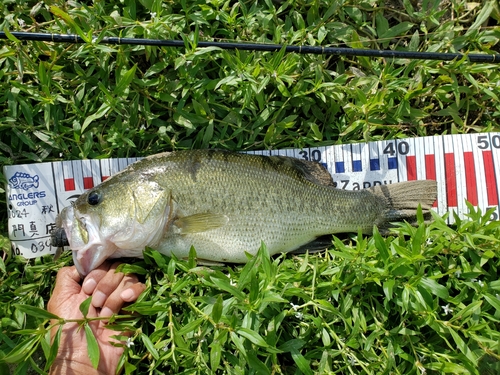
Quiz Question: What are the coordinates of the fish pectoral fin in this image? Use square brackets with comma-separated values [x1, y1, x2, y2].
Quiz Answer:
[174, 213, 229, 234]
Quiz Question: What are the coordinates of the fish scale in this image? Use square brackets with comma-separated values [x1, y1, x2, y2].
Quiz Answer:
[4, 133, 500, 260]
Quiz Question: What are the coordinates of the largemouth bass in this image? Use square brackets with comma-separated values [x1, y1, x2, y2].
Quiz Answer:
[51, 149, 437, 276]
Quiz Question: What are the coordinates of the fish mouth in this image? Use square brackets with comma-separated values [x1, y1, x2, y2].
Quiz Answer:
[56, 206, 117, 276]
[70, 216, 118, 276]
[72, 244, 117, 277]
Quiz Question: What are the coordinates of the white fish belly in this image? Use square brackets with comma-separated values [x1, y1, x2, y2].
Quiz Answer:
[156, 214, 321, 263]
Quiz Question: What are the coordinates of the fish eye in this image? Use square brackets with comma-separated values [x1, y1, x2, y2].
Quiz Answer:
[87, 191, 101, 206]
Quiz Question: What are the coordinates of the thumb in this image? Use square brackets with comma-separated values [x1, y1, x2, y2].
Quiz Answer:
[48, 266, 82, 314]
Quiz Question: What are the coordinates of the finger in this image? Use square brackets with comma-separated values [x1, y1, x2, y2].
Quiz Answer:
[81, 261, 113, 295]
[47, 266, 81, 314]
[100, 275, 146, 318]
[91, 261, 125, 308]
[121, 283, 147, 302]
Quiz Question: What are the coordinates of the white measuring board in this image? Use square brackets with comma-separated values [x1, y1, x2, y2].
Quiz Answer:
[4, 133, 500, 259]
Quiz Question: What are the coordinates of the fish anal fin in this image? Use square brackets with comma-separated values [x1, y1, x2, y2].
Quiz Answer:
[288, 235, 333, 255]
[174, 213, 229, 234]
[185, 258, 226, 266]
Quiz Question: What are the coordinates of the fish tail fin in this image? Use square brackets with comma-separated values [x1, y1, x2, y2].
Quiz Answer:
[369, 180, 437, 233]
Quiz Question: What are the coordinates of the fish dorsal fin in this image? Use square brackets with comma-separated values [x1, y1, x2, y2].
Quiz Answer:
[174, 213, 229, 234]
[268, 155, 335, 187]
[132, 181, 169, 224]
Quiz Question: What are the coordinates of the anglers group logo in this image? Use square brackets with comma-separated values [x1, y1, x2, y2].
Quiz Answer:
[9, 172, 40, 190]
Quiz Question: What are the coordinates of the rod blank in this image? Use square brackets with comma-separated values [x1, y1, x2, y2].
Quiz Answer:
[1, 31, 499, 63]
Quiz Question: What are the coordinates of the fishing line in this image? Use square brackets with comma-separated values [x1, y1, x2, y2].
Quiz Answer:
[1, 31, 499, 63]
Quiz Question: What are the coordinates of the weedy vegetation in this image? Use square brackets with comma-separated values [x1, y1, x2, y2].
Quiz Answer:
[1, 0, 500, 374]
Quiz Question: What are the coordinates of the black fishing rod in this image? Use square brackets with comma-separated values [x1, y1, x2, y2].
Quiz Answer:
[1, 31, 499, 63]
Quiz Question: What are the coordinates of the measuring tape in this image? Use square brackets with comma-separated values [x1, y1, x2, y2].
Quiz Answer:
[4, 133, 500, 259]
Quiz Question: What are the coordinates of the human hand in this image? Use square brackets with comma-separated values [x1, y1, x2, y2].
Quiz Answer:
[47, 261, 146, 375]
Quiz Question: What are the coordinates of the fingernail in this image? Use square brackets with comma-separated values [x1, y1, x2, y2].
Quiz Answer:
[92, 291, 107, 307]
[82, 278, 97, 294]
[101, 307, 113, 318]
[121, 289, 134, 301]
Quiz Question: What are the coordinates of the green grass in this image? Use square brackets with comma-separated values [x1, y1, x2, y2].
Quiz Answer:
[1, 0, 500, 374]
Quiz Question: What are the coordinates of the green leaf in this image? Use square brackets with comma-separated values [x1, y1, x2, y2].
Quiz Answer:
[2, 28, 20, 43]
[45, 325, 62, 371]
[466, 0, 495, 34]
[447, 328, 476, 363]
[230, 331, 247, 358]
[193, 46, 222, 56]
[0, 331, 16, 349]
[13, 304, 59, 320]
[373, 226, 389, 263]
[278, 339, 305, 352]
[381, 22, 414, 40]
[0, 363, 9, 375]
[212, 294, 223, 324]
[490, 280, 500, 291]
[257, 242, 272, 280]
[49, 6, 90, 42]
[84, 323, 100, 369]
[79, 296, 92, 318]
[210, 276, 246, 300]
[146, 248, 168, 269]
[114, 64, 137, 96]
[484, 293, 500, 312]
[188, 245, 197, 269]
[247, 351, 271, 375]
[140, 333, 159, 360]
[202, 122, 214, 148]
[81, 103, 111, 133]
[236, 328, 268, 347]
[408, 30, 420, 51]
[12, 127, 36, 149]
[375, 12, 389, 39]
[210, 340, 222, 371]
[419, 277, 449, 299]
[411, 223, 426, 257]
[214, 75, 241, 90]
[177, 318, 204, 336]
[290, 348, 313, 375]
[0, 45, 16, 59]
[383, 279, 395, 301]
[115, 263, 148, 275]
[2, 335, 40, 363]
[449, 300, 482, 323]
[425, 361, 470, 373]
[38, 62, 49, 93]
[317, 26, 327, 43]
[29, 356, 46, 374]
